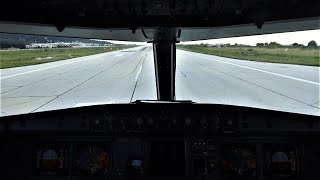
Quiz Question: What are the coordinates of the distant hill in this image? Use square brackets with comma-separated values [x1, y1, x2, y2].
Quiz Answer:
[0, 33, 112, 45]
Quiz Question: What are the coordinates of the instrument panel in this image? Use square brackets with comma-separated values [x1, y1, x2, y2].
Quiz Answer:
[1, 103, 319, 135]
[0, 103, 319, 179]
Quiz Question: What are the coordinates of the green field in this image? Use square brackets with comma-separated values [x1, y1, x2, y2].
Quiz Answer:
[178, 46, 320, 66]
[0, 46, 134, 69]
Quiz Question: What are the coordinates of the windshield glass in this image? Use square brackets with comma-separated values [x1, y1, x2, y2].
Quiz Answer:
[0, 30, 319, 116]
[176, 30, 319, 116]
[0, 33, 156, 116]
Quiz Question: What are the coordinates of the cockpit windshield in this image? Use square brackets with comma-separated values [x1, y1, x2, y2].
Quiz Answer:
[0, 30, 319, 116]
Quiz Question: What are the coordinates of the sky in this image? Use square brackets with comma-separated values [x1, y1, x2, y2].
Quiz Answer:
[108, 29, 319, 46]
[180, 29, 320, 46]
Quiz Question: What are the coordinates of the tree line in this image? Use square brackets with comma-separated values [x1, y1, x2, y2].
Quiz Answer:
[0, 41, 26, 49]
[256, 40, 317, 48]
[180, 40, 318, 48]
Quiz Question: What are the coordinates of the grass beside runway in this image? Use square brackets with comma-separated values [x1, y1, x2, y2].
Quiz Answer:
[0, 46, 136, 69]
[178, 46, 320, 66]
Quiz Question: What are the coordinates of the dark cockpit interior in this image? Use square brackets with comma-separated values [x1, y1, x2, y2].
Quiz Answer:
[0, 0, 319, 179]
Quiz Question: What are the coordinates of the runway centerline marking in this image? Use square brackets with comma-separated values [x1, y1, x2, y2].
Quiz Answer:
[114, 54, 124, 57]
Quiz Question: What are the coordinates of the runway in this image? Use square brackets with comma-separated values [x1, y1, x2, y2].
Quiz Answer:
[1, 46, 319, 116]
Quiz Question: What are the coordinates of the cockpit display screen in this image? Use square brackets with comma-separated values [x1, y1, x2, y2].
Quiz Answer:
[223, 144, 257, 177]
[35, 144, 67, 175]
[264, 144, 300, 177]
[73, 145, 109, 176]
[128, 159, 144, 176]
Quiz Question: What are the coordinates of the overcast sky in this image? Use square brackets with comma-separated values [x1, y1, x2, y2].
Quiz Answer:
[108, 29, 319, 46]
[180, 29, 320, 46]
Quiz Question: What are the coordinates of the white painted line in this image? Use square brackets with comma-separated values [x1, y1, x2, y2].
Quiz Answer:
[191, 53, 320, 86]
[0, 58, 92, 80]
[0, 52, 117, 79]
[0, 51, 122, 80]
[114, 54, 124, 57]
[135, 65, 143, 81]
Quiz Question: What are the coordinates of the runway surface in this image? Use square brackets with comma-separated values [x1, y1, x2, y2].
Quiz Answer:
[1, 46, 319, 116]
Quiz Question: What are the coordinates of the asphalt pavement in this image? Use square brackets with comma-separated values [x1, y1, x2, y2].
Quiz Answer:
[1, 46, 319, 116]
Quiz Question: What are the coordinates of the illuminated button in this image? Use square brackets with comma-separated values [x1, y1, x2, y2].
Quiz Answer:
[203, 151, 208, 155]
[137, 117, 143, 125]
[185, 117, 191, 126]
[147, 118, 154, 125]
[200, 117, 207, 124]
[210, 162, 216, 169]
[107, 117, 112, 124]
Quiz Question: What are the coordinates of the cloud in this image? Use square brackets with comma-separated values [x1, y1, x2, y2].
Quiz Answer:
[179, 29, 320, 46]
